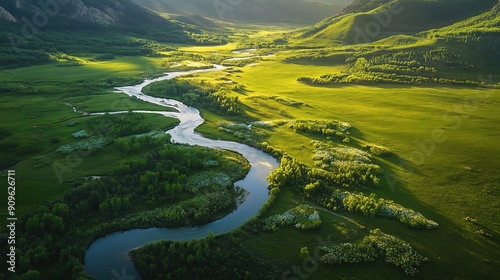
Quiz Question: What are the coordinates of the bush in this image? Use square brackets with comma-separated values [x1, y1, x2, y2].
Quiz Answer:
[320, 229, 429, 276]
[263, 204, 322, 231]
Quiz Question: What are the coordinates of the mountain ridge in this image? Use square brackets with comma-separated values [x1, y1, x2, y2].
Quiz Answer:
[294, 0, 499, 45]
[131, 0, 348, 24]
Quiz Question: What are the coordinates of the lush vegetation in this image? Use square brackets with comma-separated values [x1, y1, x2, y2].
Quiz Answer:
[263, 204, 322, 231]
[143, 78, 241, 116]
[297, 50, 500, 87]
[0, 139, 250, 279]
[1, 1, 499, 279]
[130, 232, 283, 280]
[320, 229, 429, 276]
[267, 152, 437, 229]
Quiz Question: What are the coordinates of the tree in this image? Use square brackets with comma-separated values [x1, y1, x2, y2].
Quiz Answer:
[52, 203, 70, 220]
[300, 247, 310, 260]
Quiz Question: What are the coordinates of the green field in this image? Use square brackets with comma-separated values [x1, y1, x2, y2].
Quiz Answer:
[183, 57, 500, 279]
[1, 14, 500, 279]
[5, 53, 498, 280]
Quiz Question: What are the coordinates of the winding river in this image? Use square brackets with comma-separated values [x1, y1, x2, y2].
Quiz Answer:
[84, 66, 278, 280]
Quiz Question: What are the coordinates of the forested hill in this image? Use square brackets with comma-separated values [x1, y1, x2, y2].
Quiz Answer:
[131, 0, 348, 24]
[0, 0, 229, 67]
[0, 0, 174, 30]
[295, 0, 499, 45]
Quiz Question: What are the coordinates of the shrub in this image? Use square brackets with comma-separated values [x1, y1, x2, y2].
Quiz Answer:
[320, 229, 429, 276]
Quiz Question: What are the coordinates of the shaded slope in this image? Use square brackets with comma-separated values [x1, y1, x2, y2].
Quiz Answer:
[295, 0, 499, 45]
[132, 0, 347, 24]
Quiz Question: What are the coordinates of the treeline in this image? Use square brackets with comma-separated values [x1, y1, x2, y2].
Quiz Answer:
[298, 71, 496, 87]
[144, 79, 241, 116]
[267, 154, 437, 229]
[0, 46, 52, 67]
[0, 142, 249, 279]
[291, 120, 352, 142]
[297, 47, 499, 88]
[1, 79, 143, 96]
[131, 232, 283, 280]
[320, 229, 429, 276]
[0, 26, 227, 68]
[88, 113, 159, 138]
[428, 30, 500, 67]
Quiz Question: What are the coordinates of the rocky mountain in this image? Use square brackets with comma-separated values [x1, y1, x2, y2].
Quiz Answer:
[0, 0, 172, 29]
[0, 5, 16, 22]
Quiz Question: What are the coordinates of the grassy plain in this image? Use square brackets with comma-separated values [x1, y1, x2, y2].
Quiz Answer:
[187, 57, 500, 279]
[0, 58, 180, 221]
[1, 41, 499, 279]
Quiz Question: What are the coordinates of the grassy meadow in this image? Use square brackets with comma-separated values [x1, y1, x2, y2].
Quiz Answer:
[0, 57, 181, 223]
[184, 57, 500, 279]
[1, 35, 499, 279]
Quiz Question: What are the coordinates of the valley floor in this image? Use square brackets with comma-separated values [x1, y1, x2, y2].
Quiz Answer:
[1, 40, 499, 279]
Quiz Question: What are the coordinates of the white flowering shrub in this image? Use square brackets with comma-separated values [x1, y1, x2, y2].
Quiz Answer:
[32, 155, 53, 168]
[291, 120, 352, 138]
[264, 204, 322, 231]
[379, 204, 439, 229]
[311, 141, 382, 188]
[320, 229, 428, 276]
[217, 121, 268, 143]
[71, 130, 89, 139]
[185, 171, 232, 193]
[56, 137, 110, 154]
[320, 190, 438, 229]
[133, 130, 168, 139]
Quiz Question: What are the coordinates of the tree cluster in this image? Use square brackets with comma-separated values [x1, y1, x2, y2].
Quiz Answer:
[130, 233, 282, 280]
[0, 142, 249, 279]
[144, 79, 241, 116]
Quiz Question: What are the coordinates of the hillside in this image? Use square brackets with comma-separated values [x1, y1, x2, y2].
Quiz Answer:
[0, 0, 172, 29]
[131, 0, 347, 24]
[0, 0, 228, 67]
[290, 2, 500, 88]
[294, 0, 499, 45]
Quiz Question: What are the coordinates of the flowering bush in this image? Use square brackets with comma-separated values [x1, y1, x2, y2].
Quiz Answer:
[379, 203, 439, 229]
[311, 141, 382, 188]
[56, 137, 110, 154]
[320, 229, 428, 276]
[264, 204, 322, 231]
[32, 155, 53, 168]
[320, 190, 438, 229]
[185, 171, 232, 193]
[217, 121, 268, 143]
[291, 120, 352, 138]
[71, 130, 88, 139]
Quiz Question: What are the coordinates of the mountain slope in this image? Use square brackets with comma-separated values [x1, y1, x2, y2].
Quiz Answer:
[0, 0, 174, 30]
[291, 2, 500, 88]
[132, 0, 347, 24]
[294, 0, 499, 45]
[0, 0, 228, 68]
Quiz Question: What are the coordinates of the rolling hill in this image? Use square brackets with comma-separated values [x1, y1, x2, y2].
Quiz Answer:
[294, 0, 499, 45]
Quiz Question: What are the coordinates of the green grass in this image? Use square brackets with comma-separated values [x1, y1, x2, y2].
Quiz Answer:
[1, 28, 499, 278]
[187, 58, 500, 279]
[65, 93, 172, 112]
[0, 56, 165, 82]
[0, 89, 179, 223]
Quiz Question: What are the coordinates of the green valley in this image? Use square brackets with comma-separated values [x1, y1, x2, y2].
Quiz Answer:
[0, 0, 499, 279]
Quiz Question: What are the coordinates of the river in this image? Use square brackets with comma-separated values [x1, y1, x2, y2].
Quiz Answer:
[84, 66, 278, 280]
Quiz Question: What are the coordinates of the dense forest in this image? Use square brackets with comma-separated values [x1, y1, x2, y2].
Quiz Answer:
[143, 78, 242, 116]
[0, 132, 250, 279]
[131, 232, 283, 280]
